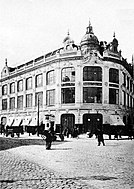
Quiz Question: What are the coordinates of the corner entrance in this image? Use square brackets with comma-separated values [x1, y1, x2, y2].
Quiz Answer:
[83, 113, 103, 133]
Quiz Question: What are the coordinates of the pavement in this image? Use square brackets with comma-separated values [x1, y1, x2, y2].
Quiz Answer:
[0, 133, 134, 189]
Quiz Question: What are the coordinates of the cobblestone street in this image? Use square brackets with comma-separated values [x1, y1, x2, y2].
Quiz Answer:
[0, 135, 134, 189]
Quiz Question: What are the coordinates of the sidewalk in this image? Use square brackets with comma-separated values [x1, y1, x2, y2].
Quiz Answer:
[2, 133, 133, 188]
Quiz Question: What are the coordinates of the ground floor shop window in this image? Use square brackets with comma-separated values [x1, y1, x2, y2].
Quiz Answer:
[83, 87, 102, 103]
[61, 87, 75, 103]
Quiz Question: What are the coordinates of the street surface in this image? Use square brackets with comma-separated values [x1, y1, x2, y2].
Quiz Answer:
[0, 134, 134, 189]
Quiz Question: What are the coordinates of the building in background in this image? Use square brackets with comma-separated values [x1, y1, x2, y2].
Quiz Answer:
[0, 21, 134, 136]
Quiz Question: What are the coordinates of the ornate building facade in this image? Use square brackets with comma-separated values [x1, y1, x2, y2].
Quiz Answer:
[0, 21, 134, 135]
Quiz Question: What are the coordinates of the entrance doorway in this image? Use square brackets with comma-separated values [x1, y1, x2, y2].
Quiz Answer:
[61, 114, 75, 134]
[83, 113, 103, 133]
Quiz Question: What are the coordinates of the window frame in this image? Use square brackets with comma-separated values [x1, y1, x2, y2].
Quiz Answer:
[83, 66, 102, 81]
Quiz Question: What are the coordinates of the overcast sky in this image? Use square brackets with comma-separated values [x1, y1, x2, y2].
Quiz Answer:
[0, 0, 134, 74]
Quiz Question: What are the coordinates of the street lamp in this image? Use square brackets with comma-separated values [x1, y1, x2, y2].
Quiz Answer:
[37, 94, 40, 136]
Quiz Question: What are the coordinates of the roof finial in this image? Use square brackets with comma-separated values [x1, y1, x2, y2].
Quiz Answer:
[67, 29, 70, 36]
[86, 18, 93, 34]
[113, 32, 115, 38]
[132, 54, 134, 64]
[5, 58, 7, 66]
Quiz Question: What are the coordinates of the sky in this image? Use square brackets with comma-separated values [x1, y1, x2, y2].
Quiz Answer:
[0, 0, 134, 74]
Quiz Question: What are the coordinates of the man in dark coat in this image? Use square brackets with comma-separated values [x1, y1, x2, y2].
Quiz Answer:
[97, 129, 105, 146]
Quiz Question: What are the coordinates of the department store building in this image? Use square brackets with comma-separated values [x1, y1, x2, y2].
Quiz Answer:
[0, 21, 134, 134]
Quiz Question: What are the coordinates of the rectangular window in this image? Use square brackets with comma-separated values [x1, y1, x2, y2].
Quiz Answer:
[10, 82, 15, 94]
[10, 97, 15, 110]
[26, 94, 33, 107]
[123, 73, 126, 86]
[130, 80, 132, 92]
[83, 87, 102, 103]
[123, 91, 126, 107]
[17, 80, 23, 92]
[83, 66, 102, 81]
[35, 74, 43, 88]
[2, 99, 7, 110]
[109, 68, 119, 84]
[127, 76, 129, 90]
[46, 90, 55, 106]
[26, 77, 32, 90]
[17, 95, 23, 109]
[62, 67, 75, 82]
[127, 94, 129, 107]
[46, 71, 55, 85]
[61, 88, 75, 104]
[130, 96, 132, 108]
[109, 88, 119, 104]
[2, 84, 8, 95]
[35, 92, 43, 107]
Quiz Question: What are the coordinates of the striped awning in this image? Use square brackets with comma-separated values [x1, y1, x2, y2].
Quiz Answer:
[110, 115, 125, 126]
[5, 117, 14, 127]
[12, 117, 22, 127]
[21, 116, 31, 126]
[28, 116, 43, 127]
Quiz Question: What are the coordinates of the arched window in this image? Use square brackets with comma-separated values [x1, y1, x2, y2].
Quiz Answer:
[35, 74, 43, 88]
[46, 70, 55, 85]
[17, 80, 23, 92]
[26, 77, 32, 90]
[109, 68, 119, 84]
[61, 67, 75, 82]
[83, 66, 102, 81]
[2, 84, 8, 95]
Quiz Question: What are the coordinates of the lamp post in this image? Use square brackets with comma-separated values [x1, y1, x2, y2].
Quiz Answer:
[37, 94, 40, 136]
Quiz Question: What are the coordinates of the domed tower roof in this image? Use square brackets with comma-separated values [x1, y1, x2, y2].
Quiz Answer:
[63, 31, 75, 50]
[63, 31, 74, 45]
[80, 20, 99, 51]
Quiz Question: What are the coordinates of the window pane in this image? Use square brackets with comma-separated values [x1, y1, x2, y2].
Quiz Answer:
[35, 92, 43, 107]
[10, 97, 15, 110]
[2, 99, 7, 110]
[61, 88, 75, 103]
[17, 80, 23, 92]
[17, 96, 23, 109]
[109, 68, 119, 84]
[83, 66, 102, 81]
[26, 94, 33, 107]
[26, 77, 32, 90]
[109, 88, 119, 104]
[10, 82, 15, 93]
[83, 87, 102, 103]
[36, 74, 43, 88]
[2, 85, 8, 95]
[46, 90, 55, 106]
[46, 71, 55, 85]
[62, 67, 75, 82]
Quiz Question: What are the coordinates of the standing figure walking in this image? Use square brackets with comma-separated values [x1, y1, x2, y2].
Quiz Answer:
[97, 129, 105, 146]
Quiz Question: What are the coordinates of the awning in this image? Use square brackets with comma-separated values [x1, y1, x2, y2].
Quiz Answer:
[21, 117, 31, 126]
[109, 115, 125, 126]
[28, 116, 43, 127]
[5, 117, 14, 127]
[12, 117, 22, 127]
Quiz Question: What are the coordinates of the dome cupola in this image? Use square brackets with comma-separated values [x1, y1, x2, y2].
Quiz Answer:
[63, 31, 75, 50]
[80, 20, 99, 52]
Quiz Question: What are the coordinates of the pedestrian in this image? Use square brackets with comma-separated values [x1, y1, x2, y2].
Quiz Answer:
[43, 130, 53, 150]
[97, 129, 105, 146]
